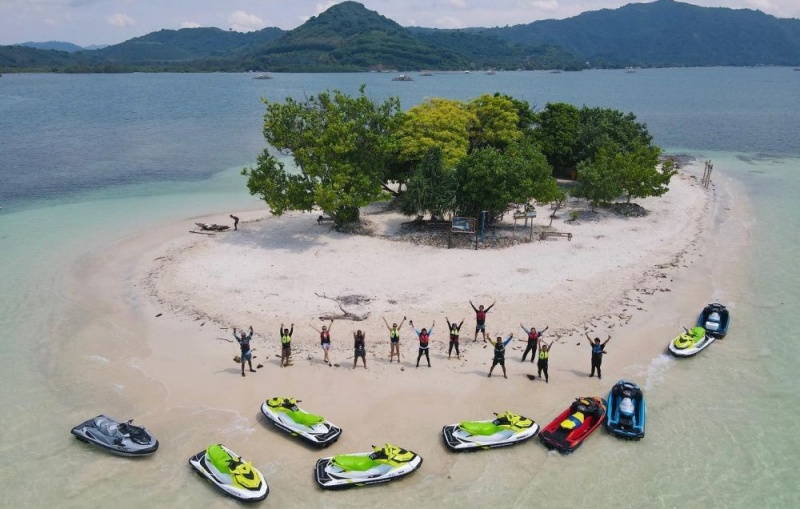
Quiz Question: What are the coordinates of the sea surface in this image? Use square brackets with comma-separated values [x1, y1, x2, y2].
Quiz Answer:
[1, 68, 798, 507]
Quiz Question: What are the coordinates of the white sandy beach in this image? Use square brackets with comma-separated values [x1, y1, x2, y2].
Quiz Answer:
[63, 161, 732, 507]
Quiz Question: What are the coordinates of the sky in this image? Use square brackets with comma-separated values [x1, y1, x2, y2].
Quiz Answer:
[1, 0, 798, 47]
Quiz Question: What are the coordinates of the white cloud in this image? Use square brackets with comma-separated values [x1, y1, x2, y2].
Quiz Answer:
[228, 10, 265, 32]
[106, 13, 135, 28]
[314, 2, 341, 16]
[442, 0, 467, 8]
[529, 0, 560, 12]
[180, 22, 202, 29]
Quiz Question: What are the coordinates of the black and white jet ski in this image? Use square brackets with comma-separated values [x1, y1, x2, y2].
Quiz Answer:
[314, 443, 422, 489]
[442, 411, 540, 451]
[70, 415, 158, 457]
[188, 444, 268, 502]
[260, 396, 341, 447]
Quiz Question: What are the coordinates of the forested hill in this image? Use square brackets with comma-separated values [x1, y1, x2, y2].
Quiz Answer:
[478, 0, 800, 67]
[2, 0, 799, 72]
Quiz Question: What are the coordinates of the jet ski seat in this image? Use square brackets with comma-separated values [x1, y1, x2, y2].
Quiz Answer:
[94, 417, 118, 436]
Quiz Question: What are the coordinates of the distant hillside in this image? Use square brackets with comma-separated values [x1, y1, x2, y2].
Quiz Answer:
[94, 26, 284, 64]
[18, 41, 86, 52]
[481, 0, 800, 67]
[3, 1, 799, 72]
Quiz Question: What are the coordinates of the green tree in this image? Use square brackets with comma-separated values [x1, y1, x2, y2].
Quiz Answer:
[401, 148, 457, 219]
[616, 143, 676, 203]
[532, 102, 582, 175]
[467, 94, 522, 151]
[243, 85, 401, 225]
[572, 146, 624, 210]
[391, 98, 474, 169]
[455, 140, 558, 219]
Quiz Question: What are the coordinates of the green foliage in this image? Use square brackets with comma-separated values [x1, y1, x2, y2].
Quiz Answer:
[572, 149, 624, 211]
[392, 98, 474, 169]
[467, 94, 522, 151]
[401, 148, 457, 219]
[243, 85, 401, 225]
[454, 140, 558, 219]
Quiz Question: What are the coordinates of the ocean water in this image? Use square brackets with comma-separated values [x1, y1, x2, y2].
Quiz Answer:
[1, 69, 798, 507]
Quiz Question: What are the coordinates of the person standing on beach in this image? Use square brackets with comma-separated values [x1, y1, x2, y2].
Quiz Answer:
[230, 214, 239, 230]
[310, 320, 334, 366]
[233, 326, 256, 377]
[487, 333, 513, 378]
[586, 332, 611, 379]
[280, 323, 294, 367]
[470, 300, 496, 342]
[353, 330, 367, 369]
[382, 316, 406, 363]
[410, 320, 435, 368]
[520, 324, 549, 363]
[536, 339, 555, 383]
[446, 317, 464, 359]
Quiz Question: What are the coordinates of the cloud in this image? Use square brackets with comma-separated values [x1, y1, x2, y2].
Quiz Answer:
[228, 10, 265, 32]
[529, 0, 560, 12]
[441, 0, 467, 7]
[180, 22, 203, 29]
[435, 15, 466, 28]
[314, 2, 341, 16]
[106, 13, 135, 28]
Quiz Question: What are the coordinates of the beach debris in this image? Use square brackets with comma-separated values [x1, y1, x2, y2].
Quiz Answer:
[155, 313, 162, 317]
[257, 364, 263, 369]
[315, 292, 371, 321]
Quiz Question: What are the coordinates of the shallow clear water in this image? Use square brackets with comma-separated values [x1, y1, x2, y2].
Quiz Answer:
[1, 69, 798, 507]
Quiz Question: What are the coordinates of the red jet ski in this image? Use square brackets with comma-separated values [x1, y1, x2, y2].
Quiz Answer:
[539, 396, 607, 453]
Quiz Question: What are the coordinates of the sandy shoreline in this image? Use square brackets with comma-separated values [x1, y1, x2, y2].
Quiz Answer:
[63, 161, 735, 506]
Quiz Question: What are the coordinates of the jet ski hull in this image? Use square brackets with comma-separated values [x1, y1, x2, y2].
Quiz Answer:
[669, 327, 715, 357]
[314, 448, 422, 489]
[260, 399, 341, 447]
[188, 444, 268, 502]
[605, 380, 646, 439]
[70, 415, 158, 457]
[539, 397, 607, 454]
[442, 412, 540, 451]
[697, 303, 730, 339]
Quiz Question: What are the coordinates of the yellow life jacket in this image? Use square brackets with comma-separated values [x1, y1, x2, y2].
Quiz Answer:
[281, 334, 291, 345]
[390, 329, 400, 339]
[539, 350, 549, 360]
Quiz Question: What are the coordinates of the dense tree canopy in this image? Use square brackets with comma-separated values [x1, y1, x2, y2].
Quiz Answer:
[243, 85, 401, 225]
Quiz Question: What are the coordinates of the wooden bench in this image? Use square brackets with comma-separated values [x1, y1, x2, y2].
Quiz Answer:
[539, 231, 573, 241]
[317, 215, 334, 225]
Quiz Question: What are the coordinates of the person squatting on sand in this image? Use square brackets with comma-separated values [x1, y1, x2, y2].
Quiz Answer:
[280, 323, 294, 367]
[310, 319, 334, 366]
[410, 320, 434, 368]
[536, 338, 555, 383]
[382, 316, 406, 363]
[586, 332, 612, 379]
[470, 299, 496, 342]
[520, 323, 549, 362]
[233, 326, 256, 377]
[488, 333, 513, 378]
[446, 317, 464, 359]
[353, 330, 367, 369]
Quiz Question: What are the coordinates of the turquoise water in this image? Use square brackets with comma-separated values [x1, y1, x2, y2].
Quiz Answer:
[1, 69, 798, 507]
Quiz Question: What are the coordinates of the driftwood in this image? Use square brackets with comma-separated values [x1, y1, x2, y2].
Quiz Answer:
[315, 292, 370, 321]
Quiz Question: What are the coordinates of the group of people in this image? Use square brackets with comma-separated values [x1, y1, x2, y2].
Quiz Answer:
[231, 300, 613, 380]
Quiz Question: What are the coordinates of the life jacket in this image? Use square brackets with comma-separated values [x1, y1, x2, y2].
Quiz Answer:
[281, 334, 292, 345]
[320, 331, 330, 343]
[592, 343, 603, 355]
[539, 350, 549, 360]
[476, 310, 486, 321]
[354, 335, 365, 351]
[419, 331, 429, 346]
[493, 341, 505, 359]
[390, 329, 400, 340]
[450, 326, 460, 339]
[528, 330, 539, 342]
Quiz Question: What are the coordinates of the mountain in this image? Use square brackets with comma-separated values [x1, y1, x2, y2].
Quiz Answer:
[94, 26, 284, 64]
[480, 0, 800, 67]
[18, 41, 87, 52]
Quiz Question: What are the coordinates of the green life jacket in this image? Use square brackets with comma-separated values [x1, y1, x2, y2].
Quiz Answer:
[390, 329, 400, 339]
[539, 350, 549, 360]
[281, 334, 291, 345]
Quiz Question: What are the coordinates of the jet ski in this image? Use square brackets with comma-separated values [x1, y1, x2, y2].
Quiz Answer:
[442, 411, 540, 451]
[315, 443, 422, 490]
[697, 303, 730, 338]
[188, 444, 268, 502]
[669, 326, 714, 357]
[539, 396, 607, 453]
[260, 396, 341, 447]
[606, 380, 646, 439]
[70, 415, 158, 457]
